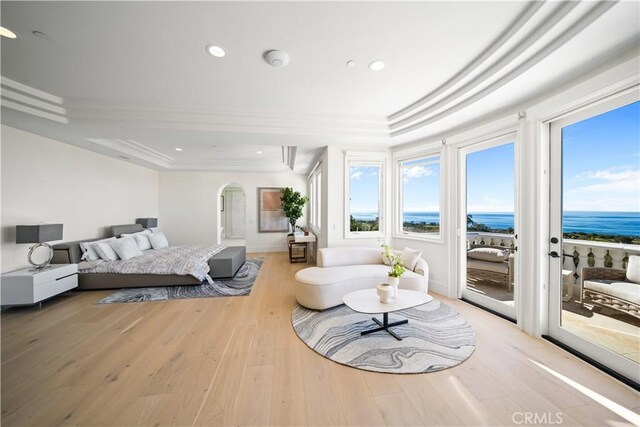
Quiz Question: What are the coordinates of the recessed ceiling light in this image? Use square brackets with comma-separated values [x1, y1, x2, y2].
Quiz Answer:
[256, 150, 263, 154]
[346, 60, 356, 68]
[0, 26, 17, 39]
[368, 60, 385, 71]
[206, 44, 226, 58]
[174, 147, 183, 151]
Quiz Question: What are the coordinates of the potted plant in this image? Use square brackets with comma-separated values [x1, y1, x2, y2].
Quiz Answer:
[381, 242, 405, 297]
[280, 188, 309, 234]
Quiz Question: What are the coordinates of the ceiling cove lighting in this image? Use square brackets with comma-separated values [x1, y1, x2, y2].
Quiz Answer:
[206, 44, 226, 58]
[174, 147, 183, 151]
[0, 26, 18, 39]
[368, 60, 385, 71]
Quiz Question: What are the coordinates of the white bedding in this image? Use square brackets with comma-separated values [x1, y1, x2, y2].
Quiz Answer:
[78, 244, 226, 283]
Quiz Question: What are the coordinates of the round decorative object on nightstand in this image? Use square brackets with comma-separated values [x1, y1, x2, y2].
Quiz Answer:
[27, 243, 54, 269]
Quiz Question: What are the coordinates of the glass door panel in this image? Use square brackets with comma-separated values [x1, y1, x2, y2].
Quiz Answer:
[460, 138, 517, 320]
[549, 94, 639, 382]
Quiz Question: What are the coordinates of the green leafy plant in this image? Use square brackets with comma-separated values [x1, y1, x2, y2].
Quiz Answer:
[280, 188, 309, 232]
[381, 242, 405, 278]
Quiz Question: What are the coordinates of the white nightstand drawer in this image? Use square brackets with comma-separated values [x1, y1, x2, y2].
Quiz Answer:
[33, 274, 78, 303]
[1, 264, 79, 306]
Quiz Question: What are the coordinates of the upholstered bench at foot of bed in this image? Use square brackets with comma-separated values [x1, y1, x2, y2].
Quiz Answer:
[209, 246, 246, 279]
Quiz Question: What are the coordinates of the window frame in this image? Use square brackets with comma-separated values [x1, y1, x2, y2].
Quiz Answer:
[393, 149, 444, 243]
[308, 162, 322, 233]
[344, 151, 386, 239]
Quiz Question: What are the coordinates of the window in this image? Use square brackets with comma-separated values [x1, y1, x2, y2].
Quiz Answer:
[397, 154, 441, 238]
[345, 152, 385, 237]
[308, 163, 322, 231]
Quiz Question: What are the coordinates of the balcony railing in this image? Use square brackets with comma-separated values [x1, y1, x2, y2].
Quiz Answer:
[466, 232, 640, 293]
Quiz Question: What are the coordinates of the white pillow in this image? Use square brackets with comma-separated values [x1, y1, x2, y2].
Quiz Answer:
[122, 230, 152, 251]
[467, 247, 509, 263]
[401, 247, 423, 271]
[109, 237, 143, 261]
[627, 255, 640, 284]
[95, 242, 120, 261]
[80, 238, 115, 261]
[148, 231, 169, 249]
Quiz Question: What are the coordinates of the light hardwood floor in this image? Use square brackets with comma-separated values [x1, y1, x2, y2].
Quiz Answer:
[2, 252, 639, 426]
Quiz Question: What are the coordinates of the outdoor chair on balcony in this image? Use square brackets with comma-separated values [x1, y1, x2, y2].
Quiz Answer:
[466, 246, 514, 292]
[580, 255, 640, 319]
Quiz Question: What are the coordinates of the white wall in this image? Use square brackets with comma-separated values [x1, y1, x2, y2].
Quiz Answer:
[1, 125, 159, 273]
[158, 171, 307, 253]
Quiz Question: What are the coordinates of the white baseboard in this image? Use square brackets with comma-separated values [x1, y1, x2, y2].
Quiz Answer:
[247, 245, 288, 253]
[428, 279, 449, 297]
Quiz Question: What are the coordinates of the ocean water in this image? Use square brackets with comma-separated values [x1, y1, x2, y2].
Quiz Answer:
[351, 211, 640, 236]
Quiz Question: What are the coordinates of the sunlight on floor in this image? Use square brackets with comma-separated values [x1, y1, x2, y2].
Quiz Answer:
[562, 301, 640, 364]
[529, 359, 640, 426]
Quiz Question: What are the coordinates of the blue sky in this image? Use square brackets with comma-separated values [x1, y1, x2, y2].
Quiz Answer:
[466, 143, 514, 213]
[563, 101, 640, 212]
[350, 165, 380, 213]
[402, 157, 440, 212]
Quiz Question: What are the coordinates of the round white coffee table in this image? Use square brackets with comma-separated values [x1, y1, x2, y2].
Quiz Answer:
[343, 289, 433, 340]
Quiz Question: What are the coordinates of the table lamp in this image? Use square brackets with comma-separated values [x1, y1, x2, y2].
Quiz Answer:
[16, 224, 63, 269]
[135, 218, 158, 229]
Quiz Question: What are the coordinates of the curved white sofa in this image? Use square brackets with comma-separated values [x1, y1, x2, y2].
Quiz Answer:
[294, 247, 429, 310]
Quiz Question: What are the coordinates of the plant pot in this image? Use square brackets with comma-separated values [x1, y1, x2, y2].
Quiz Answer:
[387, 276, 400, 297]
[377, 283, 394, 303]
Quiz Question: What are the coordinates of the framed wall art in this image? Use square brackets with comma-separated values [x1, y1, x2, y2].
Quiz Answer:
[258, 187, 289, 232]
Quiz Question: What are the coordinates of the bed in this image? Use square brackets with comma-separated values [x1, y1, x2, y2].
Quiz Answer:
[51, 224, 227, 290]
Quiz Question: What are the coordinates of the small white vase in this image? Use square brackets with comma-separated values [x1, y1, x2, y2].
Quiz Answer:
[387, 276, 400, 298]
[377, 283, 394, 303]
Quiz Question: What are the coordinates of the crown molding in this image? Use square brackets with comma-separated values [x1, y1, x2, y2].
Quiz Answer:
[390, 1, 617, 137]
[1, 77, 68, 124]
[86, 138, 174, 168]
[388, 0, 545, 123]
[169, 159, 293, 173]
[69, 104, 389, 138]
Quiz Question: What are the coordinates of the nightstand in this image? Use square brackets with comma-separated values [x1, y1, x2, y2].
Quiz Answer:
[1, 264, 78, 307]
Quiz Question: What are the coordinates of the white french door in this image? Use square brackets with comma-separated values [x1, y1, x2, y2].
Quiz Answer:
[548, 89, 639, 383]
[458, 133, 519, 321]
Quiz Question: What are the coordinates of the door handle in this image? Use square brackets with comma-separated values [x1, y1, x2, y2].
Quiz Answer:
[549, 251, 560, 258]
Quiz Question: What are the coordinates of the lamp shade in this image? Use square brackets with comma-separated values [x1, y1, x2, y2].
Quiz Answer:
[16, 224, 63, 244]
[135, 218, 158, 228]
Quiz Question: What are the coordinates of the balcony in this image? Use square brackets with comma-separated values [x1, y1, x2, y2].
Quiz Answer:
[466, 232, 640, 363]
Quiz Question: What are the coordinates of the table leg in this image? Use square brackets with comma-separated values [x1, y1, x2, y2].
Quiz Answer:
[360, 312, 408, 340]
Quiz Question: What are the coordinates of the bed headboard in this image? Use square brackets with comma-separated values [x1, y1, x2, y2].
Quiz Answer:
[110, 223, 144, 237]
[52, 239, 96, 264]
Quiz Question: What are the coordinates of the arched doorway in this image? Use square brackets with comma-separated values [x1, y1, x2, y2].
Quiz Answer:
[219, 183, 246, 246]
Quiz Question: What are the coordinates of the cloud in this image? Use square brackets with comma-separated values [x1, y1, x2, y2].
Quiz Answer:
[572, 168, 640, 193]
[403, 165, 433, 182]
[350, 171, 363, 180]
[566, 166, 639, 211]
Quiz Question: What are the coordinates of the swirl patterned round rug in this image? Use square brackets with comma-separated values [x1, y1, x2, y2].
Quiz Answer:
[291, 298, 475, 374]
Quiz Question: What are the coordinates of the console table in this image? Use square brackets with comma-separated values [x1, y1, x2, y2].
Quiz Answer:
[288, 232, 316, 263]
